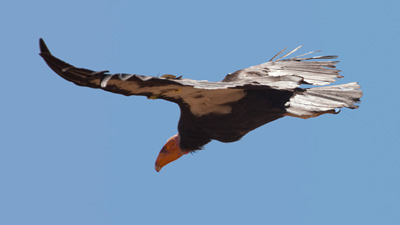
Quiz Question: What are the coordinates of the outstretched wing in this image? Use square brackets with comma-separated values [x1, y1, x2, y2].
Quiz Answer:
[221, 45, 362, 118]
[39, 38, 248, 117]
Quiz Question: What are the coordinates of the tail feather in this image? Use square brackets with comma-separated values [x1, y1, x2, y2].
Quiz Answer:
[285, 82, 362, 119]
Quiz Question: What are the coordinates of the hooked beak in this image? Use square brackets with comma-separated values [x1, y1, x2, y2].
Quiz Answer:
[155, 145, 186, 172]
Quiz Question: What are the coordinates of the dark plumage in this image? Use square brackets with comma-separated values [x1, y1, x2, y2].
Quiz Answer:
[39, 38, 362, 171]
[178, 89, 293, 150]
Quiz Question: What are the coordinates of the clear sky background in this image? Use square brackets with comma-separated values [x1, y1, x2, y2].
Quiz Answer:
[1, 0, 399, 224]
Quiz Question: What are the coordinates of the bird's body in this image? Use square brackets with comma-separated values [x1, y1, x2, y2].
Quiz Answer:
[178, 89, 293, 150]
[39, 39, 362, 171]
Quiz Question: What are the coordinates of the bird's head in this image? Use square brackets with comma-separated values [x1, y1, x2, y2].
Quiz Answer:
[155, 133, 189, 172]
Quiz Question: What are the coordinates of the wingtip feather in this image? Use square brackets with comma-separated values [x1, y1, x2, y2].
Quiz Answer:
[39, 38, 51, 54]
[269, 46, 288, 62]
[277, 45, 302, 61]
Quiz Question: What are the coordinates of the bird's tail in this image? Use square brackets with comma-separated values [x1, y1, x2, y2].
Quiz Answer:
[284, 82, 362, 119]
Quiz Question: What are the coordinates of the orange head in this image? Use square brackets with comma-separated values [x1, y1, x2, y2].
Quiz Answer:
[155, 133, 189, 172]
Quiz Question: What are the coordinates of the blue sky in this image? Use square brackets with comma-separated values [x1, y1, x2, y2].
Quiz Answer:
[1, 0, 399, 224]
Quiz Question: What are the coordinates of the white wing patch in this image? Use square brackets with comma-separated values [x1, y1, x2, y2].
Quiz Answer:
[285, 82, 362, 118]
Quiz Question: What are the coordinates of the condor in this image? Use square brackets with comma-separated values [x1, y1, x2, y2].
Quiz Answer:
[39, 39, 362, 172]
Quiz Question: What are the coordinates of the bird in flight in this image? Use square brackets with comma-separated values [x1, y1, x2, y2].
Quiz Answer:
[39, 38, 362, 172]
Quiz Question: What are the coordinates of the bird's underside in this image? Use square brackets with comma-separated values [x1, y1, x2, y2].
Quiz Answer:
[39, 38, 362, 171]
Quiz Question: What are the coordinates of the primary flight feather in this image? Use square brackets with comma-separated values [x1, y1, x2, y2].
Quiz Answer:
[39, 38, 362, 172]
